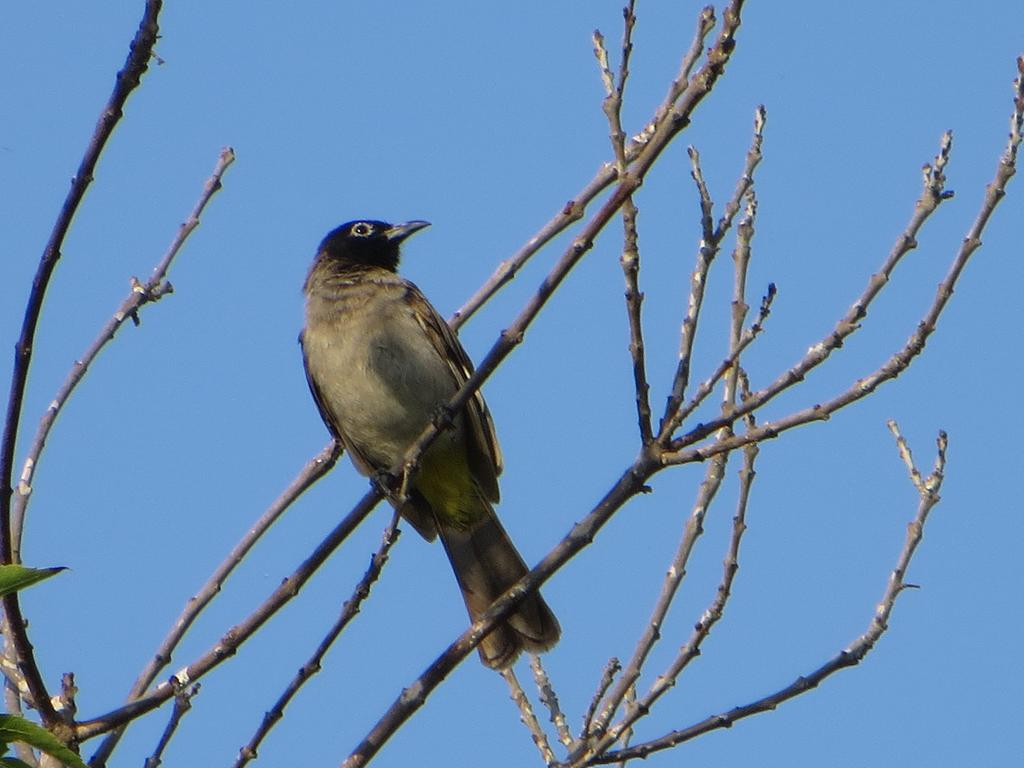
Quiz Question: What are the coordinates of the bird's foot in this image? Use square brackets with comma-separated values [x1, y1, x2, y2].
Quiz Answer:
[372, 469, 401, 497]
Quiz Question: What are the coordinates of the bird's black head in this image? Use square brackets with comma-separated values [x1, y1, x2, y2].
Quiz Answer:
[317, 219, 431, 272]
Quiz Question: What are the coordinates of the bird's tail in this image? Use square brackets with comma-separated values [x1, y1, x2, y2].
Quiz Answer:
[436, 505, 560, 669]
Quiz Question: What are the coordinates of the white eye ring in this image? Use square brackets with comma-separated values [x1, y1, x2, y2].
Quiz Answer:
[351, 222, 374, 237]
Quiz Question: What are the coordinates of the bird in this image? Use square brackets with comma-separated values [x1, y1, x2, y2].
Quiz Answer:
[300, 219, 560, 669]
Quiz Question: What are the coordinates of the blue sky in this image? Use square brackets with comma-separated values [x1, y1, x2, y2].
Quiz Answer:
[2, 2, 1021, 767]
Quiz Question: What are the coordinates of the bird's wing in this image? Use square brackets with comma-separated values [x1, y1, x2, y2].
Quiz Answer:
[404, 283, 504, 502]
[300, 328, 439, 540]
[297, 329, 384, 478]
[298, 331, 341, 440]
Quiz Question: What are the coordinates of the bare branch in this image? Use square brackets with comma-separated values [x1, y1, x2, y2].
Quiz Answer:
[78, 484, 384, 743]
[450, 3, 728, 330]
[669, 282, 774, 432]
[581, 410, 759, 765]
[661, 125, 981, 460]
[887, 420, 927, 493]
[502, 667, 557, 767]
[662, 73, 1022, 466]
[233, 513, 402, 768]
[614, 684, 637, 765]
[142, 682, 199, 768]
[340, 8, 748, 763]
[592, 428, 946, 764]
[0, 0, 163, 728]
[580, 658, 620, 741]
[88, 441, 340, 766]
[715, 106, 766, 245]
[620, 203, 653, 443]
[592, 182, 758, 741]
[11, 147, 235, 559]
[645, 6, 718, 142]
[595, 2, 652, 444]
[592, 446, 729, 736]
[530, 655, 575, 751]
[660, 105, 766, 441]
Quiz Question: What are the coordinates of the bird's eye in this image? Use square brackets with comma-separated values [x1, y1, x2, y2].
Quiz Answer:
[351, 222, 374, 237]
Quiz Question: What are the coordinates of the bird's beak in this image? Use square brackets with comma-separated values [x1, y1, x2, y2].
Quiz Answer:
[385, 220, 431, 244]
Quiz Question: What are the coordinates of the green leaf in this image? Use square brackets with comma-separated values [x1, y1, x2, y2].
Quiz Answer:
[0, 565, 65, 598]
[0, 756, 38, 768]
[0, 716, 86, 768]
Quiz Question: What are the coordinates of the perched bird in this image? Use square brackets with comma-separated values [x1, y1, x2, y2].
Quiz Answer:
[300, 219, 560, 668]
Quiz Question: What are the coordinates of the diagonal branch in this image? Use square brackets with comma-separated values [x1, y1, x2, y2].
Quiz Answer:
[7, 144, 229, 750]
[590, 443, 729, 738]
[11, 147, 234, 559]
[233, 512, 402, 768]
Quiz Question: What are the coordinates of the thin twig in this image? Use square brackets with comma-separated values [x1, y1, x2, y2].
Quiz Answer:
[530, 655, 575, 751]
[591, 450, 727, 735]
[668, 282, 774, 431]
[581, 407, 760, 765]
[0, 0, 163, 728]
[596, 3, 653, 445]
[592, 172, 759, 740]
[88, 440, 340, 766]
[663, 128, 958, 456]
[449, 4, 721, 330]
[887, 420, 926, 493]
[660, 105, 766, 441]
[716, 107, 767, 247]
[613, 683, 636, 768]
[591, 428, 947, 764]
[643, 6, 718, 143]
[142, 682, 199, 768]
[11, 147, 235, 559]
[580, 658, 619, 740]
[662, 90, 1020, 465]
[662, 146, 717, 430]
[56, 672, 78, 729]
[502, 666, 557, 767]
[233, 513, 402, 768]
